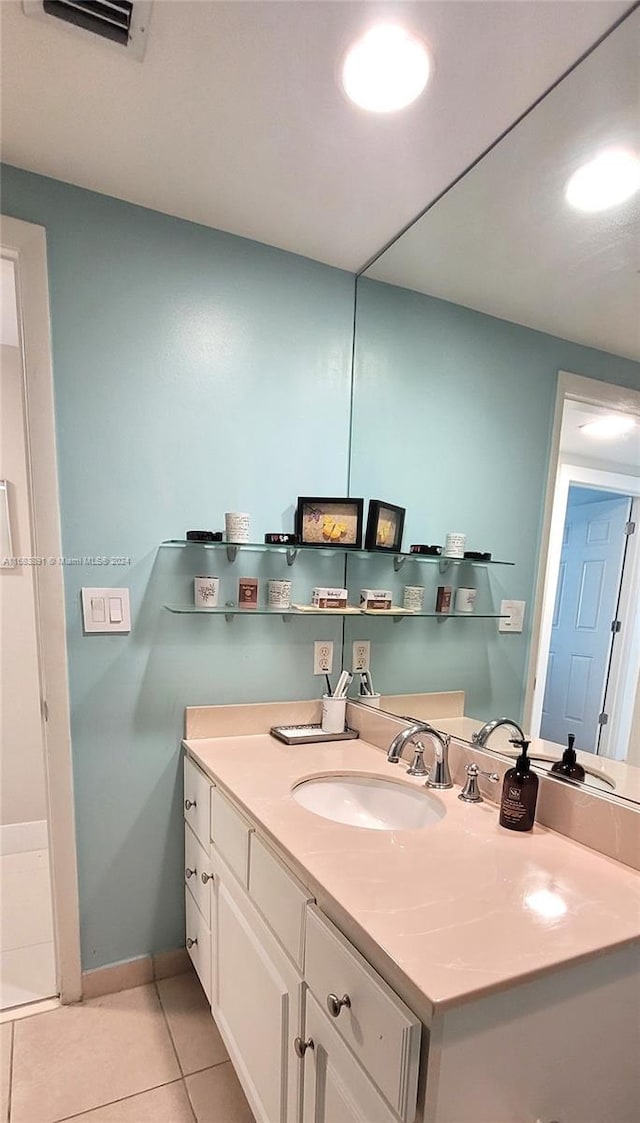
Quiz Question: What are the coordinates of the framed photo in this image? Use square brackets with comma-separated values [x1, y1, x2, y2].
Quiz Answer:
[365, 500, 406, 552]
[295, 497, 364, 548]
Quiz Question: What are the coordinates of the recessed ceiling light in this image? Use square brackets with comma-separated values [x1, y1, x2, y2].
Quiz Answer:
[580, 415, 637, 439]
[565, 148, 640, 212]
[342, 25, 430, 113]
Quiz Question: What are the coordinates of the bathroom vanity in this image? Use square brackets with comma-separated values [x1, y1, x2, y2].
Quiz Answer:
[182, 702, 640, 1123]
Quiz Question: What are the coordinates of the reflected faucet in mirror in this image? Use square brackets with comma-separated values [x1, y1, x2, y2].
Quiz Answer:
[387, 722, 452, 789]
[472, 717, 525, 749]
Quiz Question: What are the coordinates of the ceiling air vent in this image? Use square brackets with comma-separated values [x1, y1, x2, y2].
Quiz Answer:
[22, 1, 152, 59]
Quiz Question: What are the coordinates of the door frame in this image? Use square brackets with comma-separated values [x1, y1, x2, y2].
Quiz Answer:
[1, 215, 82, 1003]
[525, 371, 640, 759]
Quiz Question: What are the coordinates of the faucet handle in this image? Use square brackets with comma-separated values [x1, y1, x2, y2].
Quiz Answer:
[406, 741, 429, 777]
[458, 762, 499, 803]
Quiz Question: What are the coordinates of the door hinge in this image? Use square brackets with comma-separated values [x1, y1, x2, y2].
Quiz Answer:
[624, 521, 636, 536]
[611, 619, 622, 634]
[41, 699, 49, 722]
[598, 711, 609, 726]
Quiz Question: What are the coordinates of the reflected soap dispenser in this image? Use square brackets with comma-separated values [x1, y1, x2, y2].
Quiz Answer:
[550, 733, 586, 783]
[499, 738, 538, 832]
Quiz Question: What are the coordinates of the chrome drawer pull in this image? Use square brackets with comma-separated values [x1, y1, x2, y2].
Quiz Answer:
[294, 1036, 314, 1058]
[185, 867, 196, 879]
[327, 993, 351, 1018]
[201, 871, 214, 884]
[184, 798, 196, 810]
[186, 937, 197, 949]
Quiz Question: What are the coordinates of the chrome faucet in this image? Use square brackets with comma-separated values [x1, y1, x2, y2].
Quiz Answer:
[386, 722, 453, 789]
[472, 716, 525, 747]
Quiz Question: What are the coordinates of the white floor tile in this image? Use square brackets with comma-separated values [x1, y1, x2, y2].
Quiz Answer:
[0, 942, 56, 1011]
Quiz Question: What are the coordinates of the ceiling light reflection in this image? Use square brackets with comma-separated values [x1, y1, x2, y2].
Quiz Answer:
[566, 148, 640, 212]
[580, 415, 637, 440]
[524, 889, 568, 920]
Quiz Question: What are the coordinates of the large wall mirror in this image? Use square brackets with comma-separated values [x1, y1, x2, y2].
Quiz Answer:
[344, 8, 640, 806]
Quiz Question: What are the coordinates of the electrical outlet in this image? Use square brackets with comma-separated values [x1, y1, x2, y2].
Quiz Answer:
[352, 640, 371, 673]
[313, 640, 334, 675]
[498, 600, 526, 633]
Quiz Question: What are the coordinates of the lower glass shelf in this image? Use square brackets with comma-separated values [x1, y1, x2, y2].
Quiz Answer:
[164, 604, 509, 620]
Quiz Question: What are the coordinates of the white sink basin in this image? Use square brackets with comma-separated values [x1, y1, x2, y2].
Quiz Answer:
[291, 774, 446, 831]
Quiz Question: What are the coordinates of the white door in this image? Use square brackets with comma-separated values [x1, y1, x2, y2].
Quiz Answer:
[541, 490, 631, 752]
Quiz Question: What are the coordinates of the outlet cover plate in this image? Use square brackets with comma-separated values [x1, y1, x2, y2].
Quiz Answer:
[313, 640, 334, 675]
[498, 599, 525, 633]
[352, 640, 371, 673]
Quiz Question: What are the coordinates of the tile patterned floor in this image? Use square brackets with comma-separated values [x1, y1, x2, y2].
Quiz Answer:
[0, 969, 255, 1123]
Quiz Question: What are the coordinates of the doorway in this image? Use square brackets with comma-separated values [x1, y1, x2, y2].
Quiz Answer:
[540, 484, 633, 753]
[528, 374, 640, 764]
[1, 257, 57, 1009]
[1, 217, 81, 1007]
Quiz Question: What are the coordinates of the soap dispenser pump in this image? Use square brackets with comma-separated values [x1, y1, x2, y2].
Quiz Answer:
[499, 738, 539, 832]
[550, 733, 585, 783]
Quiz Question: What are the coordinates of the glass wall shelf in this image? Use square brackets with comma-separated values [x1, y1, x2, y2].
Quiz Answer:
[164, 604, 509, 623]
[160, 540, 514, 570]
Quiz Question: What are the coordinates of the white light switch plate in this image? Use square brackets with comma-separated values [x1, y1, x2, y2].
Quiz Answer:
[82, 588, 131, 633]
[498, 599, 525, 633]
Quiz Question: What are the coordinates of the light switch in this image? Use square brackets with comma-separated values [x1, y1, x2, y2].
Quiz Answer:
[82, 588, 131, 634]
[91, 596, 106, 623]
[109, 596, 123, 623]
[498, 599, 526, 633]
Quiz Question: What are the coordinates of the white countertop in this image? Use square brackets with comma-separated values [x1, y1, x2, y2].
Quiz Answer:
[184, 729, 640, 1016]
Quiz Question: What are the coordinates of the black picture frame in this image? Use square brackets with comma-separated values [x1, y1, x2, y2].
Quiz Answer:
[295, 497, 364, 549]
[365, 500, 406, 552]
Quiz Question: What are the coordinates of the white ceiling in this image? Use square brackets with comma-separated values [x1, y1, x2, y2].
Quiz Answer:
[366, 7, 640, 360]
[561, 400, 640, 472]
[0, 0, 632, 271]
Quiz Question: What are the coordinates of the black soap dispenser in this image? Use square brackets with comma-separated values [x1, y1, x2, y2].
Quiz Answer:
[550, 733, 586, 783]
[499, 738, 539, 832]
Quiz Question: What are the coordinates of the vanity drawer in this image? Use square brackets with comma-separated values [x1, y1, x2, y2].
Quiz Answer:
[185, 887, 211, 1002]
[248, 833, 313, 968]
[185, 824, 214, 925]
[210, 787, 251, 886]
[304, 905, 420, 1123]
[183, 756, 211, 850]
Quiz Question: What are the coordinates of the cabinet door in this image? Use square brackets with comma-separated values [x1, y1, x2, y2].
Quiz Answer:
[301, 993, 397, 1123]
[185, 888, 211, 1003]
[214, 862, 302, 1123]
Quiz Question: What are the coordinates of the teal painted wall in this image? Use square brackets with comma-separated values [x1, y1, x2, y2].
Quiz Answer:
[2, 165, 355, 969]
[347, 277, 640, 719]
[4, 164, 639, 971]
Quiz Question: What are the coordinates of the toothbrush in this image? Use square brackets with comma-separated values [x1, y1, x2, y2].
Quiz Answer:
[333, 670, 353, 699]
[325, 673, 332, 697]
[361, 670, 374, 695]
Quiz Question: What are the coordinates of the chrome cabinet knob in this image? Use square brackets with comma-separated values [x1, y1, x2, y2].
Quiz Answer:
[327, 993, 351, 1018]
[184, 798, 196, 810]
[201, 872, 214, 884]
[186, 937, 197, 949]
[185, 867, 196, 879]
[294, 1036, 314, 1058]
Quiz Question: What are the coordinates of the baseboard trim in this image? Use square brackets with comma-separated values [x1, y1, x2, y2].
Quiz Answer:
[81, 948, 190, 1000]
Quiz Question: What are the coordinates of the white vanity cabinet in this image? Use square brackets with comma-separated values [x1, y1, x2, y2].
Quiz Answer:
[183, 752, 422, 1123]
